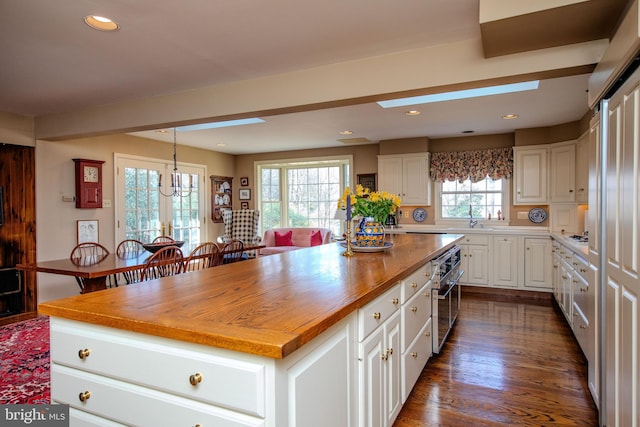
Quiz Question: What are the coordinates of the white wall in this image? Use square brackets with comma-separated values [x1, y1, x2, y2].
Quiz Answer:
[35, 133, 233, 303]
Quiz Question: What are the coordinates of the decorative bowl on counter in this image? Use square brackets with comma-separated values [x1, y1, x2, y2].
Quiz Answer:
[142, 241, 185, 254]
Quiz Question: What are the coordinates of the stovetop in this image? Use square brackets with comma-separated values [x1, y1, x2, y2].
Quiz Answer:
[569, 234, 589, 243]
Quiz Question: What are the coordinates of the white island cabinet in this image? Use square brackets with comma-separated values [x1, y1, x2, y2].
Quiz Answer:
[52, 314, 357, 427]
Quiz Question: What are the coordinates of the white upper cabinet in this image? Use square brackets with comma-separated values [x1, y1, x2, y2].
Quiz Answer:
[513, 146, 548, 205]
[550, 142, 576, 203]
[378, 153, 431, 206]
[575, 131, 589, 204]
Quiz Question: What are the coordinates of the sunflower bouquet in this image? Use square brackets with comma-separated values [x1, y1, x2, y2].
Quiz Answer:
[337, 184, 402, 224]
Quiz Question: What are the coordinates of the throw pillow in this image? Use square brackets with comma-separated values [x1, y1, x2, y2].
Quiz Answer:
[275, 230, 293, 246]
[310, 230, 323, 246]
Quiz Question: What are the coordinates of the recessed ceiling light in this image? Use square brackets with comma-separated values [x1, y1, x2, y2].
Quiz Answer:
[405, 110, 421, 116]
[378, 81, 539, 108]
[155, 129, 169, 133]
[339, 130, 353, 135]
[84, 15, 119, 31]
[502, 114, 519, 120]
[216, 143, 227, 147]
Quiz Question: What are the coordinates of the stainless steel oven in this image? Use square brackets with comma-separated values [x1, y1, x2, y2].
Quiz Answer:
[431, 245, 463, 353]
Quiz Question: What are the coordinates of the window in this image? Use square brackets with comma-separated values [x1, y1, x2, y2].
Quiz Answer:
[256, 156, 352, 236]
[116, 155, 206, 244]
[440, 177, 503, 219]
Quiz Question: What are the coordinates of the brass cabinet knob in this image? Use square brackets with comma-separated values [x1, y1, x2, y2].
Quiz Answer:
[580, 324, 587, 329]
[189, 373, 203, 386]
[392, 298, 399, 305]
[411, 306, 418, 313]
[424, 292, 430, 298]
[373, 312, 381, 320]
[78, 348, 91, 359]
[425, 331, 431, 337]
[411, 282, 418, 289]
[78, 391, 91, 402]
[411, 352, 418, 358]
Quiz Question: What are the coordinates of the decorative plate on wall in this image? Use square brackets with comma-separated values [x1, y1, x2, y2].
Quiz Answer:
[412, 208, 427, 222]
[528, 208, 548, 223]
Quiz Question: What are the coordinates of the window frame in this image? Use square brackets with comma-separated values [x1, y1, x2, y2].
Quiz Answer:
[434, 177, 511, 226]
[254, 155, 353, 235]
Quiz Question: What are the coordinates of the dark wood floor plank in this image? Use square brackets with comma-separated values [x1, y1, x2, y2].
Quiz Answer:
[394, 290, 599, 426]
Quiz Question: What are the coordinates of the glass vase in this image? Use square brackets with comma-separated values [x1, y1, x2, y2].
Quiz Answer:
[354, 216, 385, 247]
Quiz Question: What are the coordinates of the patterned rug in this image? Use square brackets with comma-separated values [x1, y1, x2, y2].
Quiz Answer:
[0, 316, 50, 404]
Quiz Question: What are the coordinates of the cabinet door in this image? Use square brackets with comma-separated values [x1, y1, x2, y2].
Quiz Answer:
[575, 132, 589, 203]
[524, 237, 552, 289]
[514, 147, 548, 204]
[492, 236, 518, 288]
[461, 244, 489, 285]
[550, 143, 576, 202]
[385, 311, 402, 427]
[378, 157, 403, 199]
[359, 327, 385, 427]
[402, 155, 429, 206]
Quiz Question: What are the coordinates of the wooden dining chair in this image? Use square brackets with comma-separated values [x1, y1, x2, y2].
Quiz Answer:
[114, 239, 145, 285]
[139, 245, 184, 282]
[69, 242, 110, 292]
[184, 242, 222, 272]
[152, 236, 175, 243]
[221, 240, 245, 264]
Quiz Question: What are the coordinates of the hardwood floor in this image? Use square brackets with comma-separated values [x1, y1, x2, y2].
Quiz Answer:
[394, 289, 599, 426]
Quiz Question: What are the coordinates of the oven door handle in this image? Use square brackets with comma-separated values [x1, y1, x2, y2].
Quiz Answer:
[437, 283, 455, 299]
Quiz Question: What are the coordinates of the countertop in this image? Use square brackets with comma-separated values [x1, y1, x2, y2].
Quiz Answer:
[386, 224, 550, 236]
[550, 233, 589, 257]
[39, 233, 463, 359]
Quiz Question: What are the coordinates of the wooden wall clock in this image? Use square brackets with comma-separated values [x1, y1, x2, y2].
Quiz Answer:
[73, 159, 105, 209]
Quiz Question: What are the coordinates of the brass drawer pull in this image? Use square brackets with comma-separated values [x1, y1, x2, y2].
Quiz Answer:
[189, 373, 203, 386]
[425, 331, 431, 337]
[78, 348, 91, 359]
[373, 312, 381, 320]
[392, 298, 399, 305]
[78, 391, 91, 402]
[411, 282, 418, 289]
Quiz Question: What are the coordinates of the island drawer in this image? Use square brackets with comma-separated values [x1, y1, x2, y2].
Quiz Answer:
[460, 235, 489, 245]
[401, 264, 431, 304]
[401, 286, 432, 352]
[358, 284, 401, 340]
[52, 364, 264, 427]
[50, 318, 265, 418]
[402, 318, 432, 402]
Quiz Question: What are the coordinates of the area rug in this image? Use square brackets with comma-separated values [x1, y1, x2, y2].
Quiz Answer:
[0, 316, 50, 404]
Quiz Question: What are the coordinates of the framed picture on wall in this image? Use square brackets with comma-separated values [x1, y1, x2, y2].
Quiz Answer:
[77, 220, 99, 244]
[239, 189, 251, 200]
[357, 173, 377, 192]
[240, 177, 249, 186]
[241, 202, 249, 209]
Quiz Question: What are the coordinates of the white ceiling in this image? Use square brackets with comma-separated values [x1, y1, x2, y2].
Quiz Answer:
[0, 0, 602, 154]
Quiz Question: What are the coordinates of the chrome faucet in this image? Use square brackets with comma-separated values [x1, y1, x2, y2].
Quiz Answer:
[469, 205, 478, 228]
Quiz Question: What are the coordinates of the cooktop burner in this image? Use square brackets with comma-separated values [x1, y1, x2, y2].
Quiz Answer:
[569, 234, 589, 243]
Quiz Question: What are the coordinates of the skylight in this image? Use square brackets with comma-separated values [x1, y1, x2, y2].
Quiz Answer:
[177, 118, 265, 132]
[377, 81, 540, 108]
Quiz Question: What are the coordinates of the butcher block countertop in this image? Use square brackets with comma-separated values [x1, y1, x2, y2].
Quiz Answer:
[39, 233, 462, 359]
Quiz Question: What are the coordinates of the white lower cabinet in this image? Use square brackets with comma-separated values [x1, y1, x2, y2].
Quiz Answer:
[523, 237, 552, 290]
[460, 235, 489, 286]
[492, 235, 518, 288]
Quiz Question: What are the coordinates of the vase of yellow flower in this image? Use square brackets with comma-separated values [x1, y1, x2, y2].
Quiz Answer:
[337, 185, 401, 247]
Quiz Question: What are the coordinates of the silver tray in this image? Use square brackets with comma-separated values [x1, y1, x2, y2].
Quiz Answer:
[340, 242, 394, 252]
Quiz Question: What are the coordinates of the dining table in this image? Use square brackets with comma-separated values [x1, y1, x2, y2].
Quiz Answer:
[17, 242, 266, 294]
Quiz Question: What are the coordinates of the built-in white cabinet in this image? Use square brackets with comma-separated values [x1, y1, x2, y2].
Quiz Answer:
[492, 235, 518, 288]
[575, 131, 589, 204]
[378, 153, 431, 206]
[523, 237, 552, 290]
[513, 146, 548, 205]
[358, 284, 402, 427]
[459, 235, 490, 286]
[550, 142, 576, 203]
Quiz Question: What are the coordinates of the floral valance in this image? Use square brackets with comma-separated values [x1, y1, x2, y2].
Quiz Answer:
[429, 147, 513, 183]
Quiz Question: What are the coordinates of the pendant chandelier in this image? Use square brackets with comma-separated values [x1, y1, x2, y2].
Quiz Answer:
[158, 128, 194, 198]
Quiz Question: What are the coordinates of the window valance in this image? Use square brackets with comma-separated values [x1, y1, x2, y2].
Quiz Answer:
[429, 147, 513, 183]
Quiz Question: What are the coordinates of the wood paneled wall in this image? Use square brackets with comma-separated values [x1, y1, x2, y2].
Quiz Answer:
[0, 143, 36, 325]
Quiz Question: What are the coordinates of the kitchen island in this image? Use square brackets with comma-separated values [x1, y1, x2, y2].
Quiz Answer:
[39, 233, 462, 427]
